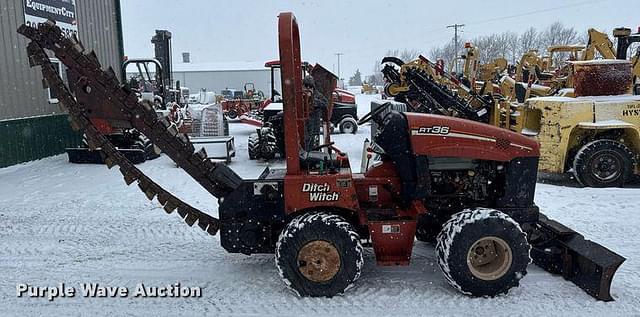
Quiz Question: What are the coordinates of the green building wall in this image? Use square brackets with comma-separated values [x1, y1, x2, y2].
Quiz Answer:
[0, 114, 82, 168]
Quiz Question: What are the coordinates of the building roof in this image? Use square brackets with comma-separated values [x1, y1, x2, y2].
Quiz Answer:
[172, 61, 267, 72]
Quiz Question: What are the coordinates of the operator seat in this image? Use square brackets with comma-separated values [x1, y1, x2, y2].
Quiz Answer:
[298, 82, 342, 171]
[373, 111, 422, 206]
[299, 149, 340, 171]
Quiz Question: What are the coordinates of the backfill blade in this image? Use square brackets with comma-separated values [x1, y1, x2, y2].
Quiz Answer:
[530, 214, 625, 301]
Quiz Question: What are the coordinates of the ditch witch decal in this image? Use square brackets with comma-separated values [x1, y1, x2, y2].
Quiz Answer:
[302, 183, 340, 202]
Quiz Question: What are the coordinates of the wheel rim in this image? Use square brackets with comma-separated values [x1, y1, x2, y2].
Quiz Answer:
[590, 151, 622, 182]
[466, 236, 512, 281]
[342, 122, 354, 133]
[297, 240, 341, 283]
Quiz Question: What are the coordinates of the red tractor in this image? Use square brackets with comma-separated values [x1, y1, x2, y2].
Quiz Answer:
[20, 13, 623, 301]
[247, 60, 359, 160]
[220, 83, 265, 119]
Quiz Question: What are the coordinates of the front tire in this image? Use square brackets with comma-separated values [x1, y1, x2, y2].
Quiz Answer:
[436, 208, 530, 297]
[339, 117, 358, 134]
[572, 139, 635, 187]
[276, 212, 363, 297]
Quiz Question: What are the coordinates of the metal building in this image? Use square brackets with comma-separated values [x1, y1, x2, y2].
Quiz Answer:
[172, 61, 275, 97]
[0, 0, 123, 168]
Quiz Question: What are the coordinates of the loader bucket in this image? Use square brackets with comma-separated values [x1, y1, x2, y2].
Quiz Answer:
[529, 213, 625, 301]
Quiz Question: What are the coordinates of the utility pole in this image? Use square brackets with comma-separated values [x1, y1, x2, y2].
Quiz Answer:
[335, 52, 343, 80]
[447, 24, 465, 74]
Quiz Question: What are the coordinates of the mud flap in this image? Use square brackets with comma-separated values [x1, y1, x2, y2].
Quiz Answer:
[529, 213, 625, 301]
[66, 148, 147, 164]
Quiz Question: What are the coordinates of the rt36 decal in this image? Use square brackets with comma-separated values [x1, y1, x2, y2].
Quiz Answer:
[413, 126, 450, 135]
[302, 183, 340, 202]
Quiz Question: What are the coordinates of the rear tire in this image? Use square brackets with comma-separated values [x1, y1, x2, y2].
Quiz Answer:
[248, 133, 259, 160]
[276, 212, 363, 297]
[436, 208, 530, 297]
[572, 139, 635, 187]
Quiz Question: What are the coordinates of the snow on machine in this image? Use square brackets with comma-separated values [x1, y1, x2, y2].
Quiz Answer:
[18, 13, 624, 300]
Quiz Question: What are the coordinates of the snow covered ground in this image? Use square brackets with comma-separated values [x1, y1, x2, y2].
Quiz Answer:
[1, 94, 639, 316]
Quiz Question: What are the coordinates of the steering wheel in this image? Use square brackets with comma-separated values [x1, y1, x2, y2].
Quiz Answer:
[358, 102, 392, 125]
[310, 142, 335, 152]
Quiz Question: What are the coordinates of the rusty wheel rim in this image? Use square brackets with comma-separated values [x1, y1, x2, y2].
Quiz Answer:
[467, 236, 512, 281]
[297, 240, 341, 283]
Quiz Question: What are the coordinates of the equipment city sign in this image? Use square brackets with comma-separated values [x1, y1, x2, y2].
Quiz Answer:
[23, 0, 78, 37]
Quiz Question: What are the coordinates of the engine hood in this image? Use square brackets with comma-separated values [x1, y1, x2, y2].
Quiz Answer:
[405, 113, 540, 161]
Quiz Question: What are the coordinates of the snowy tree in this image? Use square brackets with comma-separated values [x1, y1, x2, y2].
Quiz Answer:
[540, 22, 578, 48]
[421, 21, 583, 71]
[502, 32, 520, 64]
[428, 39, 456, 64]
[389, 48, 421, 63]
[368, 61, 384, 85]
[518, 27, 541, 59]
[474, 34, 502, 64]
[348, 69, 363, 86]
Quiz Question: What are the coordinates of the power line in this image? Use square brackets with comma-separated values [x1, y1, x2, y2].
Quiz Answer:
[337, 0, 608, 76]
[447, 24, 465, 74]
[335, 52, 343, 80]
[467, 0, 606, 26]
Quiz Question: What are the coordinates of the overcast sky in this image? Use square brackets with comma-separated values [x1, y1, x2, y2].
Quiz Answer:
[121, 0, 640, 79]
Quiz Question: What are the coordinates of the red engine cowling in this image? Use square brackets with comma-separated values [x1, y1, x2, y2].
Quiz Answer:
[405, 113, 539, 162]
[333, 88, 356, 104]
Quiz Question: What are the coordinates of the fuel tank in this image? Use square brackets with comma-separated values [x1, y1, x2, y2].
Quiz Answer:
[405, 113, 540, 161]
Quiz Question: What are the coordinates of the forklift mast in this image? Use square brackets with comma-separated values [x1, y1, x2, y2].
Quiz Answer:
[151, 30, 173, 88]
